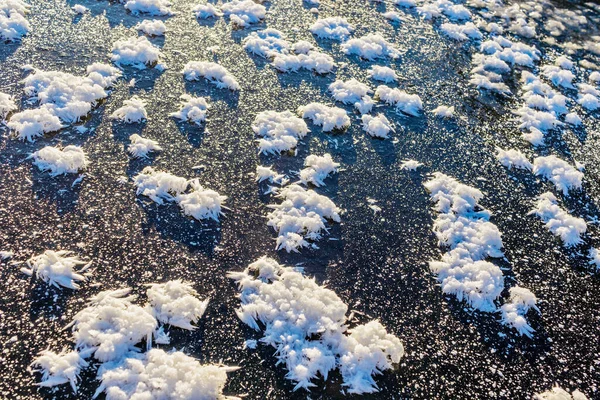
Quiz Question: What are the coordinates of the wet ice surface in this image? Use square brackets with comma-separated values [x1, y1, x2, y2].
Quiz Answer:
[1, 0, 600, 398]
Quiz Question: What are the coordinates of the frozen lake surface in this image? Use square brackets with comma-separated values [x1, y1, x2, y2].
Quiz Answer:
[1, 0, 600, 398]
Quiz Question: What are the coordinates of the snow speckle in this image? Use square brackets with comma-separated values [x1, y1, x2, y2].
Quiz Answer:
[71, 4, 89, 14]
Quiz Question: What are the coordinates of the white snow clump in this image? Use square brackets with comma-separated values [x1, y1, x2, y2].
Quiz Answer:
[30, 145, 88, 176]
[21, 250, 90, 290]
[183, 61, 240, 90]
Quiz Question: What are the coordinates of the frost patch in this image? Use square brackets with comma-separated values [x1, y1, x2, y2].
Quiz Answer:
[0, 92, 17, 120]
[341, 33, 400, 60]
[136, 19, 167, 36]
[228, 257, 404, 393]
[529, 192, 586, 247]
[111, 36, 162, 69]
[30, 145, 87, 176]
[361, 114, 394, 138]
[310, 17, 354, 40]
[111, 96, 148, 123]
[267, 184, 341, 252]
[128, 134, 162, 159]
[95, 349, 238, 399]
[170, 94, 209, 125]
[299, 103, 350, 131]
[368, 66, 398, 83]
[299, 153, 339, 187]
[183, 61, 240, 90]
[21, 250, 91, 290]
[495, 148, 532, 171]
[252, 110, 309, 155]
[532, 155, 583, 195]
[0, 0, 30, 41]
[31, 349, 88, 393]
[146, 280, 209, 330]
[220, 0, 266, 27]
[375, 85, 422, 116]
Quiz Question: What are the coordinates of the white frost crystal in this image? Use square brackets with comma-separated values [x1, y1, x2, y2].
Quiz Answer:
[128, 134, 162, 159]
[95, 349, 239, 399]
[228, 257, 404, 394]
[252, 110, 309, 155]
[496, 148, 532, 171]
[30, 145, 88, 176]
[299, 103, 350, 132]
[299, 153, 339, 187]
[267, 184, 341, 252]
[111, 36, 162, 69]
[341, 33, 400, 60]
[0, 0, 30, 41]
[31, 349, 88, 393]
[21, 250, 90, 290]
[175, 180, 227, 222]
[375, 85, 422, 116]
[71, 289, 157, 362]
[220, 0, 266, 27]
[146, 280, 209, 330]
[310, 16, 354, 40]
[183, 61, 240, 90]
[170, 94, 209, 125]
[361, 114, 394, 138]
[529, 192, 587, 247]
[0, 92, 17, 120]
[134, 166, 189, 204]
[532, 155, 583, 195]
[111, 96, 148, 123]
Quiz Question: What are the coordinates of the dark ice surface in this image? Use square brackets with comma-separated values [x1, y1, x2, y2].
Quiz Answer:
[1, 0, 600, 398]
